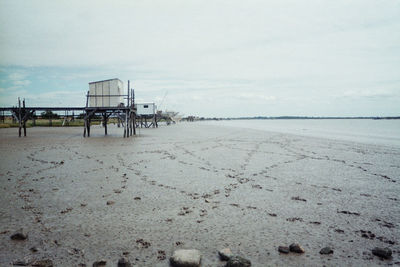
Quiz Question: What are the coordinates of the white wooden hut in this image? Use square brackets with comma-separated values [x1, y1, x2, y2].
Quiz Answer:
[88, 79, 124, 107]
[136, 103, 156, 116]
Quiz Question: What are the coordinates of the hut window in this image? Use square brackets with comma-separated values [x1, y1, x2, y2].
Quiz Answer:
[144, 105, 148, 108]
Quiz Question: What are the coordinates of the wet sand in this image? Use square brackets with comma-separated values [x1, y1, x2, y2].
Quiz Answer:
[0, 123, 399, 266]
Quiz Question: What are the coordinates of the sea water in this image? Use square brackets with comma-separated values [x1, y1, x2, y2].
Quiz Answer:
[203, 119, 400, 147]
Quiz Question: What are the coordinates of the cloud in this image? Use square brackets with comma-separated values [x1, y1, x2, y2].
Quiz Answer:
[0, 0, 399, 116]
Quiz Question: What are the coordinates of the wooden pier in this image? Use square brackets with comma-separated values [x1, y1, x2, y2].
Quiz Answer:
[0, 80, 136, 138]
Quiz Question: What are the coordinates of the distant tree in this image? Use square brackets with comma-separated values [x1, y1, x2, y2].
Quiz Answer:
[41, 110, 59, 119]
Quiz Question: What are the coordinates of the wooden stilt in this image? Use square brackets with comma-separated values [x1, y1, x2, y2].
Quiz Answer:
[22, 99, 26, 136]
[18, 98, 22, 137]
[83, 117, 87, 137]
[104, 113, 107, 135]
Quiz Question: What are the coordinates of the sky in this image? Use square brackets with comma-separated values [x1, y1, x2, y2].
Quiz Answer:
[0, 0, 399, 117]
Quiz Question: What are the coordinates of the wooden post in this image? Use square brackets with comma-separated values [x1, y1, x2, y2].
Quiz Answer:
[87, 118, 91, 137]
[23, 99, 26, 136]
[104, 113, 107, 135]
[18, 98, 22, 137]
[83, 116, 87, 137]
[32, 112, 36, 126]
[134, 118, 136, 135]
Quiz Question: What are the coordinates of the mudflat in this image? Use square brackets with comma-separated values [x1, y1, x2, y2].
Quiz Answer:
[0, 123, 399, 266]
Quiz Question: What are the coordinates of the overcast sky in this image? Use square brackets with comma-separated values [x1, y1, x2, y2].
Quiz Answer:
[0, 0, 399, 117]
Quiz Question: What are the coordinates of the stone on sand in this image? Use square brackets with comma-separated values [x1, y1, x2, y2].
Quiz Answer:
[92, 260, 107, 267]
[218, 248, 233, 261]
[278, 246, 289, 254]
[372, 247, 392, 259]
[225, 255, 251, 267]
[319, 247, 334, 255]
[118, 257, 132, 267]
[10, 228, 28, 240]
[31, 259, 53, 267]
[289, 243, 305, 253]
[170, 249, 201, 267]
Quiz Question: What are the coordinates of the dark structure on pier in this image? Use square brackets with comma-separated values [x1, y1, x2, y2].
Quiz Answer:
[0, 79, 136, 138]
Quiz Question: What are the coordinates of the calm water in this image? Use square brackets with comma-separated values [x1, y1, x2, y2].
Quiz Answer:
[204, 119, 400, 147]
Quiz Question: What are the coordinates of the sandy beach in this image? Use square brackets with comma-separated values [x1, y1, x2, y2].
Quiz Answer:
[0, 122, 399, 266]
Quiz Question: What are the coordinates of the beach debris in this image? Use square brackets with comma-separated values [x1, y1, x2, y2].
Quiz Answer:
[80, 203, 87, 207]
[204, 198, 211, 203]
[117, 257, 132, 267]
[30, 246, 38, 253]
[309, 221, 321, 225]
[291, 196, 307, 202]
[170, 249, 201, 267]
[357, 230, 375, 239]
[289, 243, 305, 253]
[372, 247, 392, 259]
[268, 213, 277, 217]
[136, 238, 151, 248]
[334, 229, 344, 233]
[225, 255, 251, 267]
[278, 246, 290, 254]
[134, 197, 141, 200]
[12, 259, 30, 266]
[337, 210, 360, 216]
[376, 236, 396, 245]
[286, 217, 303, 222]
[60, 207, 73, 214]
[92, 260, 107, 267]
[157, 250, 166, 260]
[157, 250, 167, 261]
[319, 247, 334, 255]
[218, 248, 233, 261]
[10, 228, 28, 240]
[114, 189, 122, 194]
[106, 200, 115, 205]
[31, 259, 54, 267]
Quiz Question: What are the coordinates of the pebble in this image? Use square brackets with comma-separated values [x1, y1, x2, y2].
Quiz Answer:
[170, 249, 201, 267]
[106, 200, 115, 205]
[225, 255, 251, 267]
[31, 259, 53, 267]
[118, 257, 132, 267]
[12, 259, 29, 266]
[372, 247, 392, 259]
[10, 228, 28, 240]
[218, 248, 233, 261]
[320, 247, 334, 255]
[278, 246, 290, 254]
[289, 243, 305, 253]
[92, 260, 107, 267]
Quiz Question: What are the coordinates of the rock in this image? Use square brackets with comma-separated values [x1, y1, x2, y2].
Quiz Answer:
[372, 247, 392, 259]
[225, 256, 251, 267]
[118, 257, 132, 267]
[106, 200, 115, 205]
[92, 260, 107, 267]
[12, 259, 29, 266]
[170, 249, 201, 267]
[278, 246, 289, 254]
[319, 247, 333, 255]
[289, 243, 305, 253]
[30, 246, 38, 252]
[32, 259, 53, 267]
[218, 248, 233, 261]
[10, 229, 28, 240]
[205, 198, 211, 203]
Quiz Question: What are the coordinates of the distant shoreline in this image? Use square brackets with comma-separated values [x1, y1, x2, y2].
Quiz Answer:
[200, 116, 400, 121]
